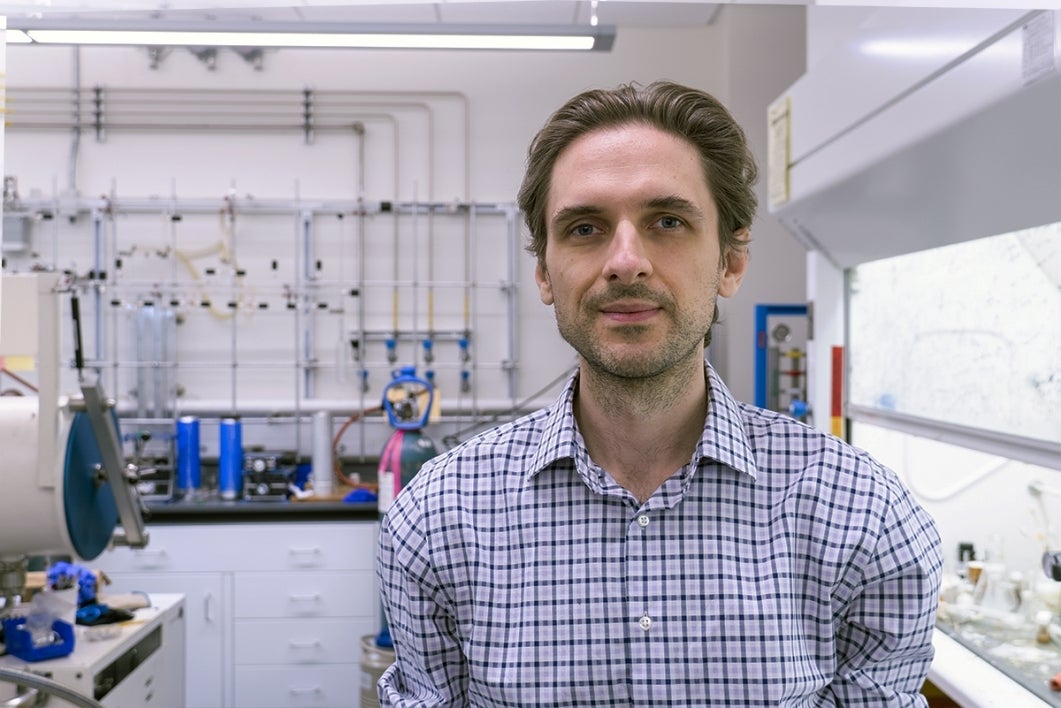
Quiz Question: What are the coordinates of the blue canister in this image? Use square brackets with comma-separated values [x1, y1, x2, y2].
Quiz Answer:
[218, 417, 243, 501]
[175, 416, 201, 497]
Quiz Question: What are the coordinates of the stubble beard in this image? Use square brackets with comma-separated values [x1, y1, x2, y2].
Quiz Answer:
[553, 283, 715, 404]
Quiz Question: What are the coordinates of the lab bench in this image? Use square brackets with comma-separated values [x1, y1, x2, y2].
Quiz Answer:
[144, 497, 378, 523]
[92, 518, 379, 708]
[932, 600, 1061, 707]
[0, 593, 185, 707]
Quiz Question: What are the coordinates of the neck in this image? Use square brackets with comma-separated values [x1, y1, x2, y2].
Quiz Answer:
[574, 356, 708, 501]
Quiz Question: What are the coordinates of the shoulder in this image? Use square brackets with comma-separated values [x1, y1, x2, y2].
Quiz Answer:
[735, 402, 922, 526]
[738, 401, 883, 475]
[389, 406, 552, 513]
[734, 404, 940, 588]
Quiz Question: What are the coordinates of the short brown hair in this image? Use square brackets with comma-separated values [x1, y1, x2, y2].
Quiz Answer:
[517, 81, 758, 265]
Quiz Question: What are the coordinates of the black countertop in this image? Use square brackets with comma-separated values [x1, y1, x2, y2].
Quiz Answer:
[144, 498, 379, 523]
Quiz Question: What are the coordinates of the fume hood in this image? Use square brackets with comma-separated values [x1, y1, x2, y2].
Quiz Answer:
[768, 6, 1061, 469]
[769, 7, 1060, 269]
[769, 9, 1061, 706]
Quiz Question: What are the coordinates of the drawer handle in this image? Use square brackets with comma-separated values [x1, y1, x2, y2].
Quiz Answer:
[132, 548, 169, 565]
[287, 546, 322, 557]
[289, 686, 322, 695]
[288, 593, 322, 603]
[288, 639, 322, 649]
[204, 592, 215, 623]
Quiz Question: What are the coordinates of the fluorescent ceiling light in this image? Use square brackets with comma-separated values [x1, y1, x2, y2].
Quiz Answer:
[861, 39, 981, 59]
[8, 19, 614, 52]
[6, 29, 32, 44]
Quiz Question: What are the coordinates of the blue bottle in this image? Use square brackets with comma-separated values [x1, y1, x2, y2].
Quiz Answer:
[175, 416, 201, 498]
[218, 418, 243, 500]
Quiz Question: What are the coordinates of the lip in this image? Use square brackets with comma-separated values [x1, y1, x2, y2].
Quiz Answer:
[600, 301, 660, 323]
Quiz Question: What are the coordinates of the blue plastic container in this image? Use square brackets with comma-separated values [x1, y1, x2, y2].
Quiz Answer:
[175, 416, 201, 497]
[218, 418, 243, 500]
[2, 617, 75, 661]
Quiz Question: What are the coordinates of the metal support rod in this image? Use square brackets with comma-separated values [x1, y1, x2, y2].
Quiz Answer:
[225, 197, 238, 412]
[301, 208, 315, 400]
[466, 204, 478, 411]
[92, 205, 112, 395]
[78, 377, 149, 548]
[68, 49, 81, 196]
[291, 203, 303, 442]
[505, 206, 520, 402]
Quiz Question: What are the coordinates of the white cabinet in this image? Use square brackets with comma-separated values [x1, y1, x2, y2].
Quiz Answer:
[93, 520, 378, 708]
[0, 594, 185, 708]
[101, 572, 225, 708]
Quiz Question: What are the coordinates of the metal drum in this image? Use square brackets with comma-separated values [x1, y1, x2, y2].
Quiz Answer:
[359, 635, 395, 708]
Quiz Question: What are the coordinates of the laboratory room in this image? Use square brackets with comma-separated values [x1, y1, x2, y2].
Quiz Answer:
[0, 0, 1057, 705]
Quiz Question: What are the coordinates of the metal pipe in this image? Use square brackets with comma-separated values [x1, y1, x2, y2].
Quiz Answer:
[463, 204, 477, 414]
[117, 396, 554, 418]
[224, 197, 238, 412]
[67, 47, 81, 195]
[13, 196, 511, 217]
[299, 205, 313, 472]
[355, 125, 369, 457]
[505, 206, 520, 402]
[0, 666, 105, 708]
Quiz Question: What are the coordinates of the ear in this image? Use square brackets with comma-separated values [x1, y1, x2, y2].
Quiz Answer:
[535, 260, 554, 305]
[718, 230, 749, 298]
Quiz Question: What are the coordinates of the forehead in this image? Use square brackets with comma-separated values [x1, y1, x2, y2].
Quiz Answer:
[547, 124, 712, 214]
[551, 124, 708, 199]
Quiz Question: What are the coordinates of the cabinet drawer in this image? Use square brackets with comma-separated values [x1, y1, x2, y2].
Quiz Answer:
[233, 571, 376, 618]
[95, 522, 377, 573]
[229, 523, 376, 571]
[234, 665, 358, 708]
[102, 646, 163, 708]
[234, 618, 375, 665]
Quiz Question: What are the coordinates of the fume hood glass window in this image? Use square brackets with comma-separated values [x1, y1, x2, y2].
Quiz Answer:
[847, 222, 1060, 445]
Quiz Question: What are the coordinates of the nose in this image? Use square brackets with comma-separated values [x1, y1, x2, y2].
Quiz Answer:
[603, 222, 652, 283]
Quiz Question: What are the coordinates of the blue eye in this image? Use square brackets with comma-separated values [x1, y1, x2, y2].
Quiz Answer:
[572, 223, 597, 237]
[658, 215, 684, 230]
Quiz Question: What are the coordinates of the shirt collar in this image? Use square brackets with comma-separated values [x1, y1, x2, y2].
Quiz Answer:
[526, 362, 759, 482]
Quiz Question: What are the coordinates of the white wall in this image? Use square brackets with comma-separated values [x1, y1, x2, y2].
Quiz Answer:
[2, 15, 809, 455]
[713, 4, 807, 404]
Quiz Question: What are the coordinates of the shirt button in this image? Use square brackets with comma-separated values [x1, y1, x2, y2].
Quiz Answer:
[639, 614, 653, 632]
[636, 514, 650, 528]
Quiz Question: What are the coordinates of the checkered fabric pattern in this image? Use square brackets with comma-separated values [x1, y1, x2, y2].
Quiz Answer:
[377, 364, 942, 707]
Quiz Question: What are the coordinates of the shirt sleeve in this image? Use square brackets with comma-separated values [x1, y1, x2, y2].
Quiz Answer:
[376, 483, 468, 707]
[826, 474, 943, 707]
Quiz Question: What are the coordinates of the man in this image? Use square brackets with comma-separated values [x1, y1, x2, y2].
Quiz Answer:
[377, 81, 942, 706]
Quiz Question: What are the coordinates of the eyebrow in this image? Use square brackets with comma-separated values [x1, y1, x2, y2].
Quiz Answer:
[549, 204, 603, 231]
[550, 196, 705, 230]
[643, 195, 706, 221]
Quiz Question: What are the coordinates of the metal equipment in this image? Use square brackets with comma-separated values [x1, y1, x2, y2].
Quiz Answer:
[374, 366, 438, 650]
[242, 451, 297, 501]
[0, 273, 150, 608]
[754, 303, 810, 421]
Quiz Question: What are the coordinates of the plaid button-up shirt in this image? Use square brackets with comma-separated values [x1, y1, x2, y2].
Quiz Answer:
[378, 364, 941, 706]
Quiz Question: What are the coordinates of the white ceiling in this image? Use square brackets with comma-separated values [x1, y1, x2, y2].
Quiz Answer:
[0, 1, 1041, 30]
[0, 1, 807, 28]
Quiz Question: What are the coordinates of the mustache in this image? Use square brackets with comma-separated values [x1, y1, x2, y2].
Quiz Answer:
[585, 283, 673, 310]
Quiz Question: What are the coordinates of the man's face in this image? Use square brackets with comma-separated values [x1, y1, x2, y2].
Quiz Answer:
[535, 123, 747, 380]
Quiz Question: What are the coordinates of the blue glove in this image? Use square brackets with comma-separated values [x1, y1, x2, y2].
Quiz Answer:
[46, 561, 98, 605]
